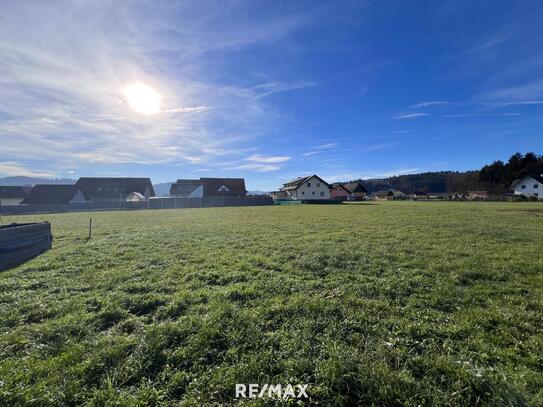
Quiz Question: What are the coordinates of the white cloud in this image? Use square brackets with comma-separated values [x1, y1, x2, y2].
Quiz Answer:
[231, 163, 282, 172]
[246, 154, 291, 164]
[303, 151, 321, 156]
[0, 2, 315, 174]
[443, 113, 521, 118]
[164, 106, 211, 113]
[362, 142, 398, 152]
[410, 101, 453, 108]
[395, 113, 430, 119]
[0, 162, 56, 178]
[316, 142, 339, 149]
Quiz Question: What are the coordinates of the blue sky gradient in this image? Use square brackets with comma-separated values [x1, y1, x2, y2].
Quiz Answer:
[1, 1, 542, 190]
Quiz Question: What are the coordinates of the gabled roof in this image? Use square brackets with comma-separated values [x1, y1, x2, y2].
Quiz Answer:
[21, 185, 85, 204]
[282, 174, 330, 190]
[331, 184, 350, 193]
[0, 186, 29, 199]
[342, 181, 368, 194]
[75, 177, 155, 200]
[200, 178, 247, 196]
[170, 181, 202, 196]
[375, 189, 392, 196]
[510, 175, 543, 190]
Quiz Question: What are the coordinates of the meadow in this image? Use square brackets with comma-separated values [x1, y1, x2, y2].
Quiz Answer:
[0, 201, 542, 406]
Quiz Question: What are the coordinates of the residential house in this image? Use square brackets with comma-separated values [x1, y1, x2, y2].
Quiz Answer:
[375, 189, 405, 200]
[280, 175, 331, 200]
[406, 191, 429, 200]
[21, 185, 87, 205]
[342, 181, 368, 200]
[510, 175, 543, 199]
[329, 184, 350, 200]
[75, 177, 155, 201]
[0, 186, 30, 206]
[170, 178, 246, 198]
[467, 191, 488, 200]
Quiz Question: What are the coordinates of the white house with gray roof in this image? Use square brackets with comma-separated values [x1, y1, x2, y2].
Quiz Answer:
[279, 175, 331, 200]
[510, 175, 543, 199]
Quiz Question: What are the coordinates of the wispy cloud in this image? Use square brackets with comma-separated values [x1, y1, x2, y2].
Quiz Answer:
[410, 101, 454, 109]
[246, 154, 291, 164]
[362, 142, 398, 152]
[164, 106, 211, 113]
[395, 113, 430, 120]
[0, 2, 315, 175]
[302, 142, 339, 157]
[0, 162, 56, 178]
[315, 142, 339, 149]
[443, 113, 521, 118]
[230, 163, 282, 172]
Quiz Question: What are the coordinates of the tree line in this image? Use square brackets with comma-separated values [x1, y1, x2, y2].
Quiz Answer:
[355, 152, 542, 194]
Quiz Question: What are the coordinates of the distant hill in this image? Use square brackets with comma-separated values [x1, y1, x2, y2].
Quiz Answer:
[0, 176, 76, 186]
[248, 190, 269, 195]
[153, 182, 174, 197]
[356, 171, 484, 194]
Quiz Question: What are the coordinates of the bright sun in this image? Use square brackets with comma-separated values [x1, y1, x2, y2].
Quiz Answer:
[123, 83, 162, 114]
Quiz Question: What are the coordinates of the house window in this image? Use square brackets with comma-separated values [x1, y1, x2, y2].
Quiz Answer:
[307, 182, 311, 187]
[320, 191, 325, 196]
[534, 193, 538, 197]
[534, 184, 539, 189]
[316, 182, 320, 187]
[302, 191, 305, 195]
[312, 191, 315, 195]
[521, 185, 526, 189]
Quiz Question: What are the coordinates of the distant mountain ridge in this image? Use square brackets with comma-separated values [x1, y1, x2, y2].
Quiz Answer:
[0, 176, 76, 186]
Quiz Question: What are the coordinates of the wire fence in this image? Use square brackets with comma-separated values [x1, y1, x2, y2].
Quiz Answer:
[0, 196, 273, 215]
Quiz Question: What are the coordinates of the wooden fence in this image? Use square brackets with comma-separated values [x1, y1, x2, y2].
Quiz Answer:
[0, 222, 52, 271]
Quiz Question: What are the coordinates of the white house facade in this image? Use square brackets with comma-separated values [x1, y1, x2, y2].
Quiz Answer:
[280, 175, 331, 200]
[511, 175, 543, 199]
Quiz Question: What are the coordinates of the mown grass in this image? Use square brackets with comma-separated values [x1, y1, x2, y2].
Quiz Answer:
[0, 201, 542, 406]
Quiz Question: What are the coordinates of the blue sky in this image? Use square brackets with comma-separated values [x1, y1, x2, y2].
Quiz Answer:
[1, 1, 542, 190]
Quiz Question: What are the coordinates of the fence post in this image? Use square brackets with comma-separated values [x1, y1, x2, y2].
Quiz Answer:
[88, 218, 92, 239]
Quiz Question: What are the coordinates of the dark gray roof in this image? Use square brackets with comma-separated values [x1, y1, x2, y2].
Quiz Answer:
[282, 175, 330, 190]
[170, 181, 202, 196]
[342, 181, 368, 194]
[0, 186, 28, 199]
[200, 178, 246, 197]
[21, 185, 84, 204]
[170, 178, 247, 197]
[75, 177, 155, 200]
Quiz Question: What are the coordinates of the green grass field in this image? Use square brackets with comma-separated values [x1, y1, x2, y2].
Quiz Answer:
[1, 202, 542, 406]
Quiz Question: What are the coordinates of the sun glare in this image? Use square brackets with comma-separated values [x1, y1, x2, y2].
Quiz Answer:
[123, 83, 162, 114]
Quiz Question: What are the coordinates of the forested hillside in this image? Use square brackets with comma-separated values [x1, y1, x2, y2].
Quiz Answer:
[356, 152, 542, 194]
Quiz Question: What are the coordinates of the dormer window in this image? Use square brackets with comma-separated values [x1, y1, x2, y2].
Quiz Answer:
[218, 185, 230, 192]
